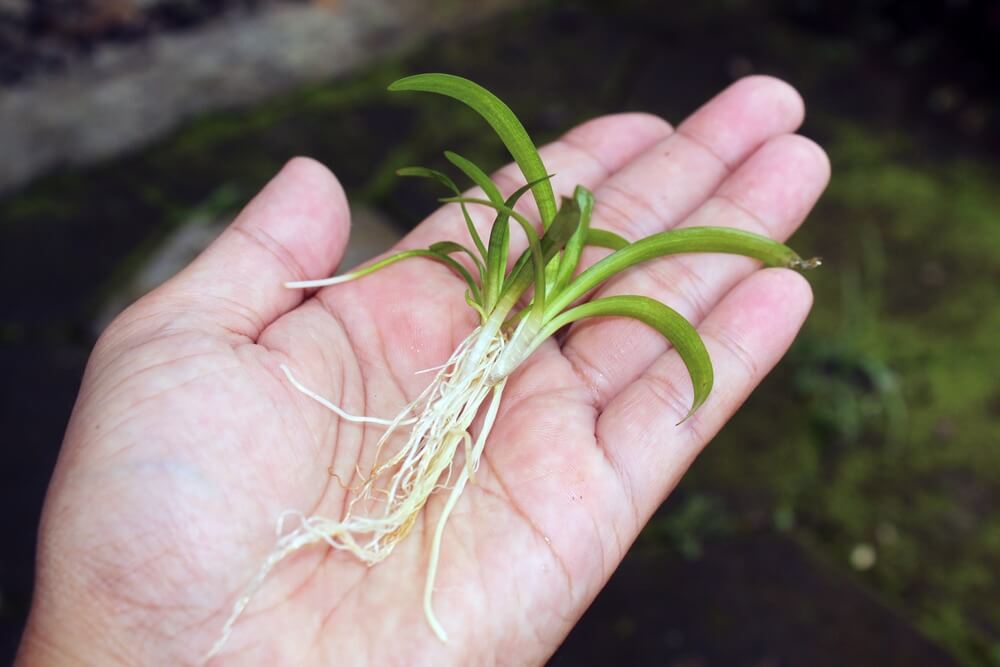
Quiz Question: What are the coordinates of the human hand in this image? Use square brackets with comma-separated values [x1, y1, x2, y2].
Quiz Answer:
[16, 76, 828, 666]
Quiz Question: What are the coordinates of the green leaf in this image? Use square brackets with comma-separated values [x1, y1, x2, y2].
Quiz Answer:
[389, 74, 557, 229]
[586, 228, 630, 251]
[442, 196, 547, 317]
[287, 248, 481, 306]
[546, 226, 819, 320]
[397, 165, 487, 260]
[484, 207, 511, 313]
[444, 151, 504, 206]
[429, 240, 485, 281]
[537, 295, 713, 420]
[500, 194, 582, 302]
[396, 166, 460, 193]
[483, 178, 544, 313]
[552, 185, 595, 293]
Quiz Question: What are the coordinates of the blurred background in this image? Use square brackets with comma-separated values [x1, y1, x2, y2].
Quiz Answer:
[1, 0, 998, 664]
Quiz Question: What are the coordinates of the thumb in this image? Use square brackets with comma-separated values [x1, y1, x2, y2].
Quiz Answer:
[156, 157, 351, 339]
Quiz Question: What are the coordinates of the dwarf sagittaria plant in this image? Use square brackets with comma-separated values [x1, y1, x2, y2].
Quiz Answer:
[209, 73, 820, 657]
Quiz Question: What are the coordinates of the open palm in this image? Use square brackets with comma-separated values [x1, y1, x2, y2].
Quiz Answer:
[17, 76, 829, 667]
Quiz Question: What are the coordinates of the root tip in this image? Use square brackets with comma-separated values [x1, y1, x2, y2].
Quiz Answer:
[791, 256, 822, 271]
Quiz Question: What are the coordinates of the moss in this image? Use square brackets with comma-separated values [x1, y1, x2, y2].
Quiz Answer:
[666, 119, 1000, 665]
[639, 493, 734, 560]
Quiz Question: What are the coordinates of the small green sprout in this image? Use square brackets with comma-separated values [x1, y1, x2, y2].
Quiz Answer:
[212, 74, 820, 655]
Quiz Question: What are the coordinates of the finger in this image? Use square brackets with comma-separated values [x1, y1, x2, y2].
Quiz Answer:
[577, 75, 804, 256]
[397, 112, 674, 256]
[158, 157, 350, 339]
[597, 268, 813, 530]
[561, 133, 829, 408]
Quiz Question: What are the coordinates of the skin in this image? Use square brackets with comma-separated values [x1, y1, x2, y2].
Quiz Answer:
[16, 75, 829, 666]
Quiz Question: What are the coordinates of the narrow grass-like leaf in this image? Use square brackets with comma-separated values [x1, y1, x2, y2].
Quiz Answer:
[396, 166, 460, 192]
[429, 241, 485, 282]
[287, 248, 481, 305]
[389, 74, 557, 229]
[536, 295, 713, 419]
[585, 228, 630, 251]
[552, 185, 595, 293]
[443, 196, 547, 317]
[397, 166, 487, 260]
[444, 151, 504, 206]
[546, 227, 820, 320]
[484, 205, 511, 313]
[498, 194, 582, 308]
[482, 175, 553, 313]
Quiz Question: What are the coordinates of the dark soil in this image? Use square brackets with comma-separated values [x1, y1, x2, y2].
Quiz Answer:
[552, 532, 957, 666]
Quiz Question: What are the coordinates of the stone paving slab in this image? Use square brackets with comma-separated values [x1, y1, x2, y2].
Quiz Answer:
[0, 0, 517, 194]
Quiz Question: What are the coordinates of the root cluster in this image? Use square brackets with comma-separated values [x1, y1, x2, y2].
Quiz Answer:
[208, 326, 508, 659]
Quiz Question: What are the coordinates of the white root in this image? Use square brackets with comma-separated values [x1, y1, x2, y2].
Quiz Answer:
[283, 274, 355, 289]
[423, 377, 505, 641]
[280, 364, 417, 427]
[207, 326, 508, 660]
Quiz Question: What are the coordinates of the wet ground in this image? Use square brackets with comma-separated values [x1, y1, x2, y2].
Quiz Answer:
[553, 533, 957, 666]
[2, 1, 998, 663]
